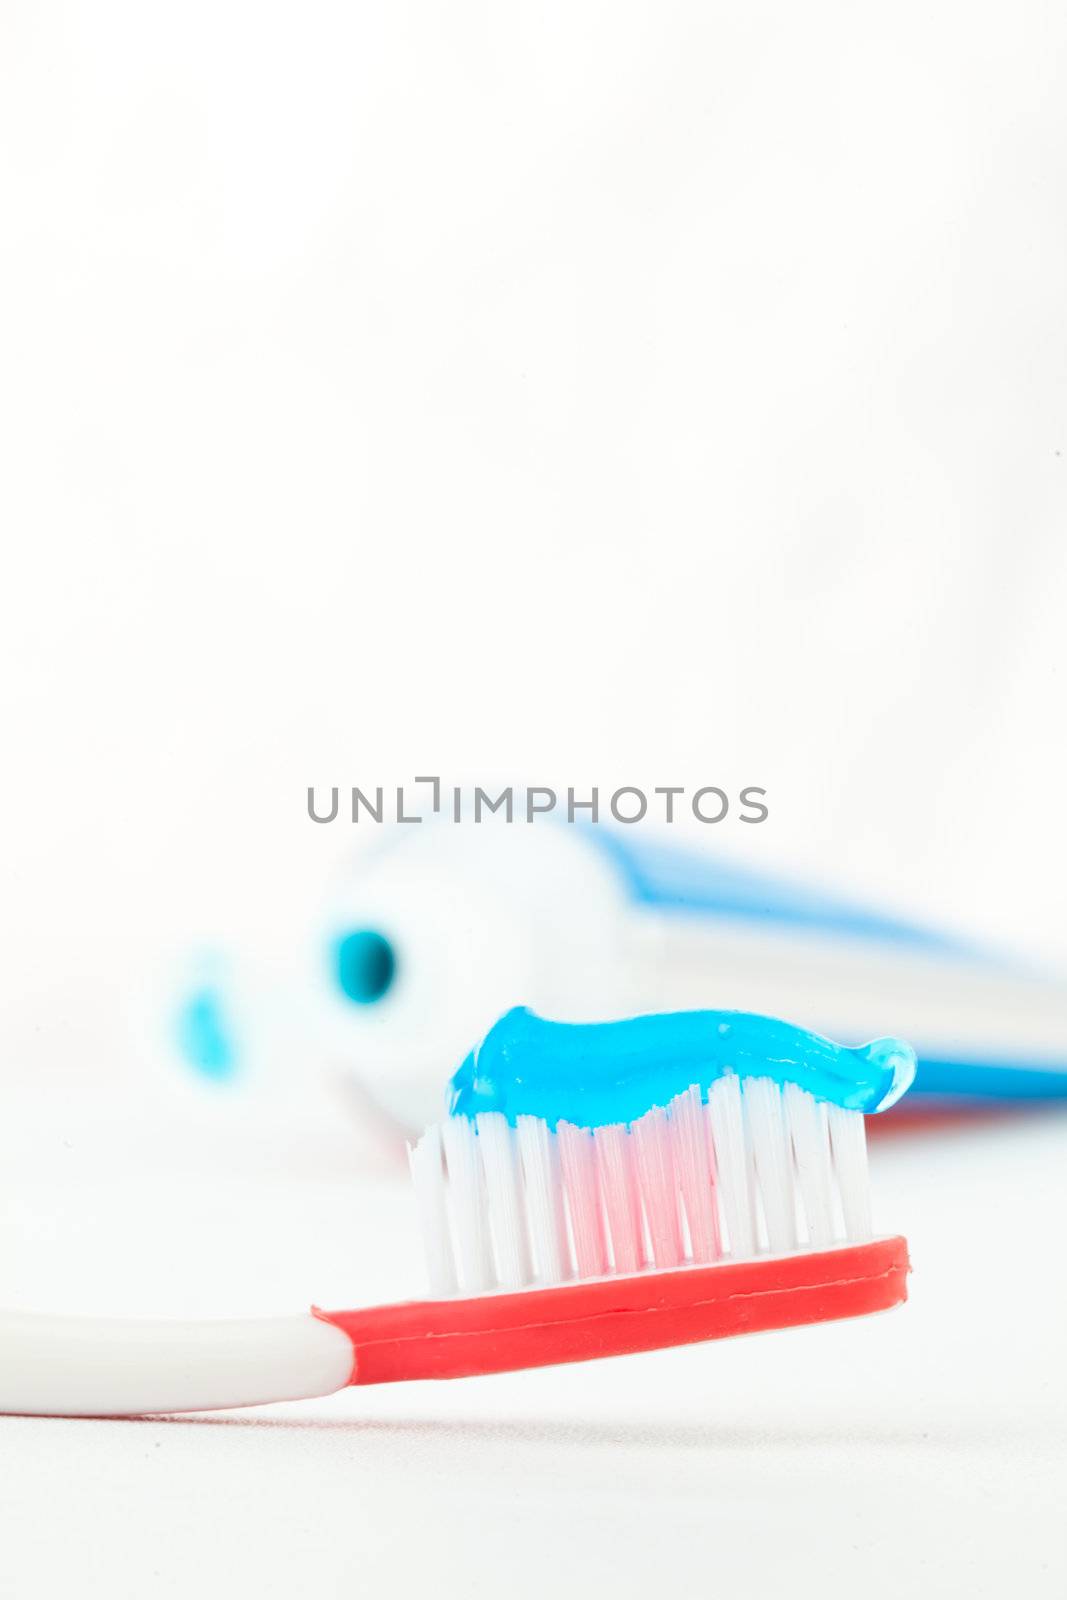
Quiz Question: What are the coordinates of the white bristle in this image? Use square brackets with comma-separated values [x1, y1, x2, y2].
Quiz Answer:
[475, 1112, 530, 1288]
[744, 1077, 798, 1255]
[827, 1103, 873, 1242]
[707, 1074, 756, 1259]
[408, 1124, 457, 1297]
[439, 1114, 494, 1293]
[416, 1079, 877, 1296]
[515, 1114, 568, 1284]
[785, 1082, 835, 1248]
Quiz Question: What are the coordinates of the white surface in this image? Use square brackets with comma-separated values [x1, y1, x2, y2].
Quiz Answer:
[2, 1084, 1065, 1597]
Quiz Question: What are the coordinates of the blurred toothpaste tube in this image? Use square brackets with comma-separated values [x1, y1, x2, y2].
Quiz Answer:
[175, 811, 1067, 1132]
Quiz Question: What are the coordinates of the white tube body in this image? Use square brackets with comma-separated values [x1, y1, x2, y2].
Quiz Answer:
[626, 912, 1067, 1072]
[0, 1308, 354, 1417]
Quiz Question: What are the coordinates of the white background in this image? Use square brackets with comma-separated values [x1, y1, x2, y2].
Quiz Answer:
[1, 3, 1066, 1596]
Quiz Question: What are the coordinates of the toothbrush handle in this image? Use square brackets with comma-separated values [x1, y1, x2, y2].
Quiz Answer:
[0, 1308, 353, 1417]
[0, 1238, 909, 1415]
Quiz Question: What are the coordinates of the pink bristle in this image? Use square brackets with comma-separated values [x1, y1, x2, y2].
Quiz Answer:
[630, 1106, 683, 1268]
[593, 1123, 643, 1274]
[557, 1121, 607, 1278]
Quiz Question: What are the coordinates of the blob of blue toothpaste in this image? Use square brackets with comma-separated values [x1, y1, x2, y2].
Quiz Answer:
[448, 1006, 918, 1128]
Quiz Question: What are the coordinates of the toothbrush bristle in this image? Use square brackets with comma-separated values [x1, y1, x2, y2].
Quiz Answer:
[410, 1078, 873, 1297]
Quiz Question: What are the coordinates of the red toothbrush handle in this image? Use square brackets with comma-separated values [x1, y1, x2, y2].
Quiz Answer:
[316, 1236, 909, 1385]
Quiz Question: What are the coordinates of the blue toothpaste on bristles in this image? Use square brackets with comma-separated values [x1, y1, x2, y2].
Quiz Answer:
[410, 1008, 916, 1298]
[449, 1006, 916, 1126]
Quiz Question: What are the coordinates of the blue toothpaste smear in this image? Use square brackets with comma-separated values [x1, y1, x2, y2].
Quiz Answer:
[448, 1007, 916, 1128]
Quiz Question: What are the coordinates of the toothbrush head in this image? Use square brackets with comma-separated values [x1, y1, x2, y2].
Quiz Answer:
[412, 1051, 890, 1299]
[317, 1009, 911, 1385]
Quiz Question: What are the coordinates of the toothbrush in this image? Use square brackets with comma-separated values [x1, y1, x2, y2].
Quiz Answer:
[0, 1008, 913, 1417]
